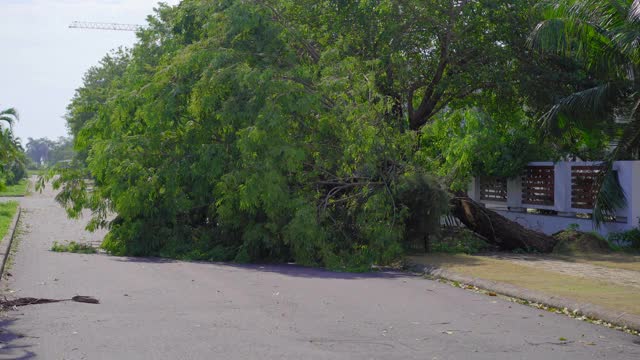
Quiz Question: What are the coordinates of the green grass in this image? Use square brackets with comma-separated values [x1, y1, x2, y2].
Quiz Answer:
[553, 253, 640, 272]
[27, 169, 47, 177]
[429, 229, 490, 254]
[0, 201, 19, 240]
[0, 179, 29, 197]
[51, 241, 97, 254]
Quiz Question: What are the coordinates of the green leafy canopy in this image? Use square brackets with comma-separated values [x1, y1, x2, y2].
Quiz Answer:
[53, 0, 458, 269]
[50, 0, 599, 268]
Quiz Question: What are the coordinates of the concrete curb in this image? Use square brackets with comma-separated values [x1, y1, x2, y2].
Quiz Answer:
[0, 205, 22, 278]
[409, 262, 640, 332]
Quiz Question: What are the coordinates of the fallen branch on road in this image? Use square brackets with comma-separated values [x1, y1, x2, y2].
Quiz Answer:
[0, 296, 99, 309]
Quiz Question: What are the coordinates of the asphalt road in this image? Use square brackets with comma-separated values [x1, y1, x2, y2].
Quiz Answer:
[1, 187, 639, 359]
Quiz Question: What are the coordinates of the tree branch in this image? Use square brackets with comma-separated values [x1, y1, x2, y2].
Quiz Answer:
[408, 0, 470, 130]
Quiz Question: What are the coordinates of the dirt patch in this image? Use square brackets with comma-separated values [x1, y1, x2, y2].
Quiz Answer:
[552, 230, 611, 255]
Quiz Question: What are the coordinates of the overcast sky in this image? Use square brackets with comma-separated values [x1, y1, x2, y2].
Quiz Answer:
[1, 0, 180, 141]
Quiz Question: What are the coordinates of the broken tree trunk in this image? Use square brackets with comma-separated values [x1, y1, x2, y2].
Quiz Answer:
[450, 196, 558, 253]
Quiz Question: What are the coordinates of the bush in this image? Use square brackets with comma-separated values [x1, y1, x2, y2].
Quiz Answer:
[7, 160, 27, 185]
[552, 230, 612, 254]
[1, 156, 27, 186]
[429, 229, 491, 254]
[608, 229, 640, 250]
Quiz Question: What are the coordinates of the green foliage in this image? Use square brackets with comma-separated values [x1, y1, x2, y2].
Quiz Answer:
[429, 230, 490, 255]
[608, 229, 640, 250]
[398, 170, 451, 245]
[0, 201, 18, 240]
[420, 108, 555, 190]
[552, 230, 611, 255]
[48, 0, 607, 268]
[2, 154, 27, 187]
[51, 0, 460, 270]
[0, 106, 27, 189]
[0, 179, 29, 197]
[51, 241, 97, 254]
[531, 0, 640, 224]
[416, 0, 618, 191]
[27, 168, 46, 177]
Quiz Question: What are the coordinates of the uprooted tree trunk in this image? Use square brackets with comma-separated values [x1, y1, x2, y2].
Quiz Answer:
[450, 196, 558, 253]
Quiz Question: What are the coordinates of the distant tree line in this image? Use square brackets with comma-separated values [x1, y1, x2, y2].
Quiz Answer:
[25, 137, 74, 168]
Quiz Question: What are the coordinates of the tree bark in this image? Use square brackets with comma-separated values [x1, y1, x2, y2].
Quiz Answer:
[450, 196, 558, 253]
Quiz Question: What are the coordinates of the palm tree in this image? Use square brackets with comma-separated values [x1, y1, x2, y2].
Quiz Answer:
[0, 106, 25, 188]
[0, 107, 19, 128]
[0, 106, 19, 159]
[530, 0, 640, 224]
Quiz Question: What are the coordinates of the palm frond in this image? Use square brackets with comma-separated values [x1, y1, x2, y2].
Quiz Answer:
[530, 1, 633, 77]
[533, 0, 640, 226]
[0, 107, 19, 128]
[592, 97, 640, 226]
[0, 107, 18, 117]
[612, 96, 640, 158]
[592, 162, 627, 227]
[540, 82, 625, 133]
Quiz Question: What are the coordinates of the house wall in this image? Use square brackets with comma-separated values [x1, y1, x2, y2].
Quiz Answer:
[468, 161, 640, 237]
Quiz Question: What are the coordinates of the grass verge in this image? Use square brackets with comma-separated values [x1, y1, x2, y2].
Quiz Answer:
[2, 215, 25, 284]
[0, 201, 19, 240]
[410, 254, 640, 317]
[51, 241, 97, 254]
[0, 179, 29, 197]
[552, 253, 640, 272]
[27, 169, 47, 177]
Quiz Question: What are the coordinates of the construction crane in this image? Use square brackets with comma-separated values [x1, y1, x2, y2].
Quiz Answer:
[69, 21, 144, 32]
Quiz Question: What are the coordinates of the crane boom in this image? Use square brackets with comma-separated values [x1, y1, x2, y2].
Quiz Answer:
[69, 21, 144, 32]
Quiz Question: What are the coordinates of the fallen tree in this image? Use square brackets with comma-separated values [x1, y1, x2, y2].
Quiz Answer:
[450, 196, 558, 253]
[53, 0, 569, 267]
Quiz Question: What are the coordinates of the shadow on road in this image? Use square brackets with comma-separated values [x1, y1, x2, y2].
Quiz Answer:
[229, 263, 412, 279]
[0, 318, 36, 360]
[112, 256, 413, 280]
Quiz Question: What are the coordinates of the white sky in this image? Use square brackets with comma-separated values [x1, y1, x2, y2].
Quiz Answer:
[0, 0, 181, 141]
